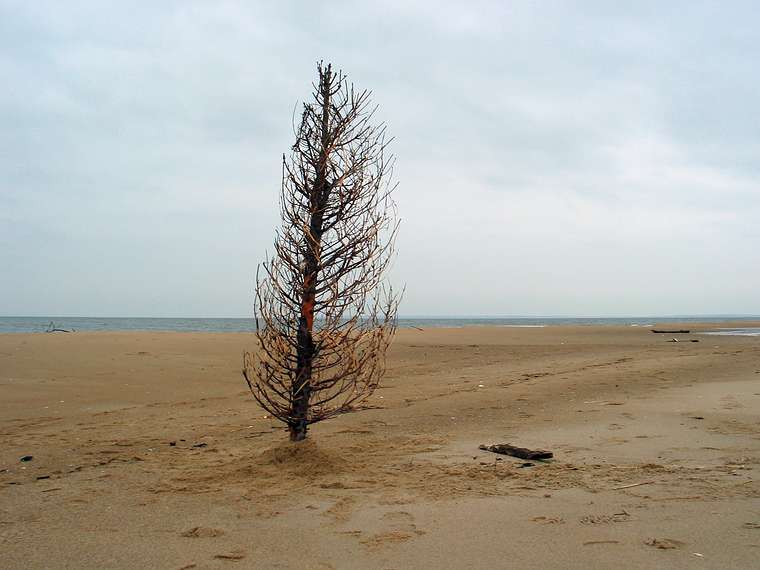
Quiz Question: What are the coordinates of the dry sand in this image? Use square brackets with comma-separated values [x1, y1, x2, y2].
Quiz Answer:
[1, 324, 759, 569]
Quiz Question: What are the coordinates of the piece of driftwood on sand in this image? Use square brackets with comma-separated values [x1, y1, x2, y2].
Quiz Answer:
[479, 443, 553, 460]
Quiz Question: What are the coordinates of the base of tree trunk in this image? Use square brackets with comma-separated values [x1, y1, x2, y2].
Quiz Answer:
[289, 422, 308, 442]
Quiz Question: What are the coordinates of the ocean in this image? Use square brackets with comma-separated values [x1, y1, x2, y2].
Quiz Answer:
[0, 316, 758, 334]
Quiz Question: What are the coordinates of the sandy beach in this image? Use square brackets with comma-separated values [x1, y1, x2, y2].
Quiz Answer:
[1, 324, 759, 569]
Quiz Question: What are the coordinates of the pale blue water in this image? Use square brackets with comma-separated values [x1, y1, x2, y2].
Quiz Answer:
[701, 327, 760, 337]
[0, 316, 758, 334]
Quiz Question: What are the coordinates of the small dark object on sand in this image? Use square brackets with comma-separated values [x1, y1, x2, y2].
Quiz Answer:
[169, 441, 177, 446]
[518, 462, 535, 468]
[651, 329, 690, 334]
[479, 444, 553, 460]
[192, 442, 207, 448]
[36, 475, 50, 480]
[645, 537, 684, 549]
[20, 455, 33, 462]
[214, 550, 245, 560]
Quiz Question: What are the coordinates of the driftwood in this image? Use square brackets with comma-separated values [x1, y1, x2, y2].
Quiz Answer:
[651, 329, 690, 334]
[479, 443, 553, 460]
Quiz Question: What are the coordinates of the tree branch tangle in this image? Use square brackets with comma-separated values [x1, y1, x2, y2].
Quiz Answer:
[243, 62, 400, 442]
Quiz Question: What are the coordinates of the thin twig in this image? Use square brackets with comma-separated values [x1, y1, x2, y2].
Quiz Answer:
[612, 480, 656, 490]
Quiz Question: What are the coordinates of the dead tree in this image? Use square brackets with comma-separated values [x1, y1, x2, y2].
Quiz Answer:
[243, 62, 400, 442]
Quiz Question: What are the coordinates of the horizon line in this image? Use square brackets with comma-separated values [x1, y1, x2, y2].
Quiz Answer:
[2, 314, 760, 320]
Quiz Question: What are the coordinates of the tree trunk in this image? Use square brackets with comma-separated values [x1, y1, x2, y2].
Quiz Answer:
[290, 314, 313, 441]
[290, 65, 332, 442]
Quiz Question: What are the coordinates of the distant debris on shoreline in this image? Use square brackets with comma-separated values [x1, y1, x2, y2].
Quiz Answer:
[45, 321, 74, 333]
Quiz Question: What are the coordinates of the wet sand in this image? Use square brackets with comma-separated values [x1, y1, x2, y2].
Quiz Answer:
[1, 324, 759, 569]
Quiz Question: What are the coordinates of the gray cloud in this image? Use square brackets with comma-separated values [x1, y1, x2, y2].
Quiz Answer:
[1, 0, 758, 317]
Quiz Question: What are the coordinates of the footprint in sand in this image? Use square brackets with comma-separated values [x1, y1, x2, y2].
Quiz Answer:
[382, 510, 414, 523]
[360, 530, 418, 548]
[720, 396, 743, 410]
[213, 548, 246, 561]
[603, 437, 630, 445]
[710, 420, 759, 435]
[532, 516, 565, 524]
[323, 497, 356, 523]
[580, 512, 630, 525]
[354, 511, 426, 549]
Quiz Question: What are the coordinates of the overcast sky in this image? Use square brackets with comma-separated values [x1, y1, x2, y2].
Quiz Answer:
[1, 1, 758, 317]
